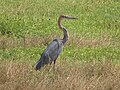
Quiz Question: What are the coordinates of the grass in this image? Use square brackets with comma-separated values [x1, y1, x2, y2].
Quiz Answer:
[0, 60, 120, 90]
[0, 0, 120, 90]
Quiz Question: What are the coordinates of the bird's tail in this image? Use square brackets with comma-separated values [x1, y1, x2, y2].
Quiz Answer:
[35, 59, 44, 70]
[35, 54, 50, 70]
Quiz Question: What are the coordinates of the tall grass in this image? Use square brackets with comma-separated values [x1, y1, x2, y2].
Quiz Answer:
[0, 60, 120, 90]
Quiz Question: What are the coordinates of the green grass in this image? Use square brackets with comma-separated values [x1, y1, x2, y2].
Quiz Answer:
[0, 0, 119, 62]
[0, 0, 120, 90]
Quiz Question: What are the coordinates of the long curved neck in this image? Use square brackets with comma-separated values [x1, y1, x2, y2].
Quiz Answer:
[58, 16, 68, 44]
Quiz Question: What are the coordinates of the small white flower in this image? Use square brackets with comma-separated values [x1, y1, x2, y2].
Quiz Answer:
[67, 77, 69, 79]
[81, 53, 84, 56]
[68, 51, 70, 54]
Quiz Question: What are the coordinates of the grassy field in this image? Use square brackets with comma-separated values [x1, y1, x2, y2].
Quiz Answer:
[0, 0, 120, 90]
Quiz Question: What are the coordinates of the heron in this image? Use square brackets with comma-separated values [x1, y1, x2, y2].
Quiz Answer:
[35, 15, 77, 70]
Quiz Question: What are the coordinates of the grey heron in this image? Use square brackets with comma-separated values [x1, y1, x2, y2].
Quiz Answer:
[35, 15, 77, 70]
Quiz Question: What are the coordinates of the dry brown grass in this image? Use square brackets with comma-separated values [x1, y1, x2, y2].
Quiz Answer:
[68, 33, 119, 48]
[0, 60, 120, 90]
[0, 33, 62, 49]
[0, 34, 116, 49]
[0, 35, 53, 49]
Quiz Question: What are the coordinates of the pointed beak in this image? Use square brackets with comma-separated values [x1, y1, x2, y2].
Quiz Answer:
[64, 15, 78, 19]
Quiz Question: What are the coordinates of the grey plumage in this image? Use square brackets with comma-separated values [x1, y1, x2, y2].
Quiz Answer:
[35, 15, 77, 70]
[35, 39, 63, 70]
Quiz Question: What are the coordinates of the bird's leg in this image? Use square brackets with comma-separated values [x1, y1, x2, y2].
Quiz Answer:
[54, 60, 56, 64]
[50, 61, 52, 65]
[53, 60, 56, 70]
[48, 56, 52, 65]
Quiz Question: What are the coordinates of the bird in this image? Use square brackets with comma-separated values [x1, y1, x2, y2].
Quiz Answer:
[35, 15, 77, 70]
